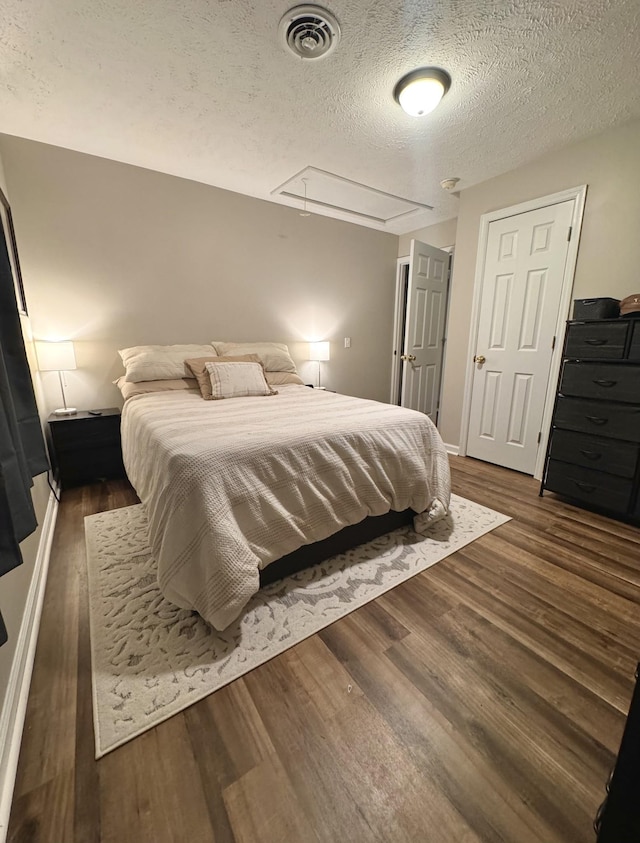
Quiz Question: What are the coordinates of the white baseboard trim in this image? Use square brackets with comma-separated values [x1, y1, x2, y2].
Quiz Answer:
[444, 443, 460, 456]
[0, 489, 59, 843]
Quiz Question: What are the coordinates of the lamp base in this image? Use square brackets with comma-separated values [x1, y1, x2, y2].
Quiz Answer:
[54, 407, 77, 416]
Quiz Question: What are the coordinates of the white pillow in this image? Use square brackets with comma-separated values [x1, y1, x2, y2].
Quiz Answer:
[205, 361, 277, 399]
[265, 371, 305, 386]
[113, 376, 199, 401]
[211, 341, 297, 373]
[119, 344, 215, 382]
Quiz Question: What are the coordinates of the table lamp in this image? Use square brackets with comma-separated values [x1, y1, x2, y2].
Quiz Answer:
[35, 340, 77, 415]
[309, 341, 330, 389]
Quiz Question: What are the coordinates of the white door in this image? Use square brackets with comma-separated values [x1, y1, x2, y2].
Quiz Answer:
[400, 240, 449, 423]
[466, 200, 574, 473]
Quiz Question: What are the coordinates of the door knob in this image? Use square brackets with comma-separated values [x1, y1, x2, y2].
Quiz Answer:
[401, 354, 417, 362]
[474, 354, 486, 364]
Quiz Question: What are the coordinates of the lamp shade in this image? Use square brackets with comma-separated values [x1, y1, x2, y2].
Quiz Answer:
[35, 340, 77, 372]
[309, 341, 330, 362]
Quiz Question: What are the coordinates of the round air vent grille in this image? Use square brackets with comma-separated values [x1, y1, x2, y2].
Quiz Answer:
[279, 5, 341, 60]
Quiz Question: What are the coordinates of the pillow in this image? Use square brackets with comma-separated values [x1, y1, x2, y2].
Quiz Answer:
[184, 354, 261, 400]
[119, 344, 215, 382]
[114, 376, 199, 401]
[205, 360, 277, 400]
[211, 341, 297, 373]
[264, 371, 305, 386]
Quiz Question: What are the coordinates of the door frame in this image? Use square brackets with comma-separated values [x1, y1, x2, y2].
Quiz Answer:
[390, 246, 454, 411]
[458, 185, 587, 479]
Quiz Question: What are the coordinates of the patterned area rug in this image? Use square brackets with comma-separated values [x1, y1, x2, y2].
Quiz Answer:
[85, 494, 510, 757]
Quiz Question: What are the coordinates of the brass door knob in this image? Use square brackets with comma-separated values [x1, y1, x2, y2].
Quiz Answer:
[474, 354, 486, 364]
[401, 354, 417, 362]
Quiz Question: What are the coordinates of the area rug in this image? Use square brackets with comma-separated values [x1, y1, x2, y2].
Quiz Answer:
[85, 494, 509, 757]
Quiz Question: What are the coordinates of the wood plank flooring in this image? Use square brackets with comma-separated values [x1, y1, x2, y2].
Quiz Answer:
[7, 458, 640, 842]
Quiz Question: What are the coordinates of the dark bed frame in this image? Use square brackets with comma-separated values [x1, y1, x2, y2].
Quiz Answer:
[259, 508, 415, 586]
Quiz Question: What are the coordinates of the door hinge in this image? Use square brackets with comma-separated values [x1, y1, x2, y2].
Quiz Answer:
[567, 226, 572, 241]
[551, 335, 556, 350]
[537, 431, 542, 444]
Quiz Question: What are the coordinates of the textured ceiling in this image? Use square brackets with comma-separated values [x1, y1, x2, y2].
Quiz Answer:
[0, 0, 639, 233]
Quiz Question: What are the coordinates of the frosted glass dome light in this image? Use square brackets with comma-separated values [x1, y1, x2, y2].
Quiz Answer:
[394, 67, 451, 117]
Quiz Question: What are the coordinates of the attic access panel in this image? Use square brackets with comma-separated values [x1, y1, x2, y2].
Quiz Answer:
[272, 167, 433, 225]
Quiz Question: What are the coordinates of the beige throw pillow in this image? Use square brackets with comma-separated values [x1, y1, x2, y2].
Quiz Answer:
[185, 354, 261, 400]
[205, 361, 277, 400]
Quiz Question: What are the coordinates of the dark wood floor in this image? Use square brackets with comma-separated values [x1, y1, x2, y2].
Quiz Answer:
[8, 457, 640, 842]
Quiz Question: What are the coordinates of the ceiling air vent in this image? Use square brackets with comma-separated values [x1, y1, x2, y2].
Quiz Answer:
[279, 5, 341, 60]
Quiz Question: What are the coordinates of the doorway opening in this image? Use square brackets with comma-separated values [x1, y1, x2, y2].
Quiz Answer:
[390, 241, 453, 426]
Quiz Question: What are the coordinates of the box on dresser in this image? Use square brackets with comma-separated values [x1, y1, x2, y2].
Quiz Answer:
[47, 407, 125, 490]
[572, 297, 620, 320]
[541, 319, 640, 523]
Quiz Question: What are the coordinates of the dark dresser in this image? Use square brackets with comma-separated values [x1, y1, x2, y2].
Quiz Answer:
[47, 408, 126, 490]
[541, 318, 640, 522]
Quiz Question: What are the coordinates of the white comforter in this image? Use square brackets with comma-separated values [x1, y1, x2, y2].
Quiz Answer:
[121, 385, 451, 630]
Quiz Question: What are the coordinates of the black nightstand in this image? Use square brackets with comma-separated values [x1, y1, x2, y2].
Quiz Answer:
[47, 408, 125, 490]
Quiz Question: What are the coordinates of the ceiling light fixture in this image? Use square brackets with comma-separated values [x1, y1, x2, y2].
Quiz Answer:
[299, 178, 311, 216]
[394, 67, 451, 117]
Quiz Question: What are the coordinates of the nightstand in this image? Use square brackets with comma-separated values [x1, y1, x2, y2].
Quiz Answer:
[47, 408, 126, 489]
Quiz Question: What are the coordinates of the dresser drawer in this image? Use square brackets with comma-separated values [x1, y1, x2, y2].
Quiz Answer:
[545, 460, 634, 513]
[560, 362, 640, 403]
[50, 415, 121, 451]
[554, 397, 640, 441]
[630, 321, 640, 361]
[57, 445, 125, 488]
[564, 322, 628, 359]
[549, 430, 640, 478]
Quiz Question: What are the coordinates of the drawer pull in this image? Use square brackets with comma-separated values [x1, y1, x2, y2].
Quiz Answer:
[586, 415, 608, 425]
[585, 338, 608, 346]
[574, 480, 597, 493]
[592, 379, 617, 388]
[579, 449, 602, 461]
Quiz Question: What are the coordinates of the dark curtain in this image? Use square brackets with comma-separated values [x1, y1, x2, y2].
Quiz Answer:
[0, 209, 48, 647]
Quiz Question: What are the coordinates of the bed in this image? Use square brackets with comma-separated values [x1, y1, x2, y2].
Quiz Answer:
[120, 382, 450, 630]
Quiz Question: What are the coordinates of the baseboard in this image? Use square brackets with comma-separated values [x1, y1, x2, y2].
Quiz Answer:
[0, 489, 59, 843]
[444, 443, 460, 456]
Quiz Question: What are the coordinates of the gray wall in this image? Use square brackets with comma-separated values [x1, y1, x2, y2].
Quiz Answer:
[401, 119, 640, 448]
[439, 118, 640, 447]
[6, 118, 638, 454]
[0, 137, 399, 410]
[397, 217, 458, 258]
